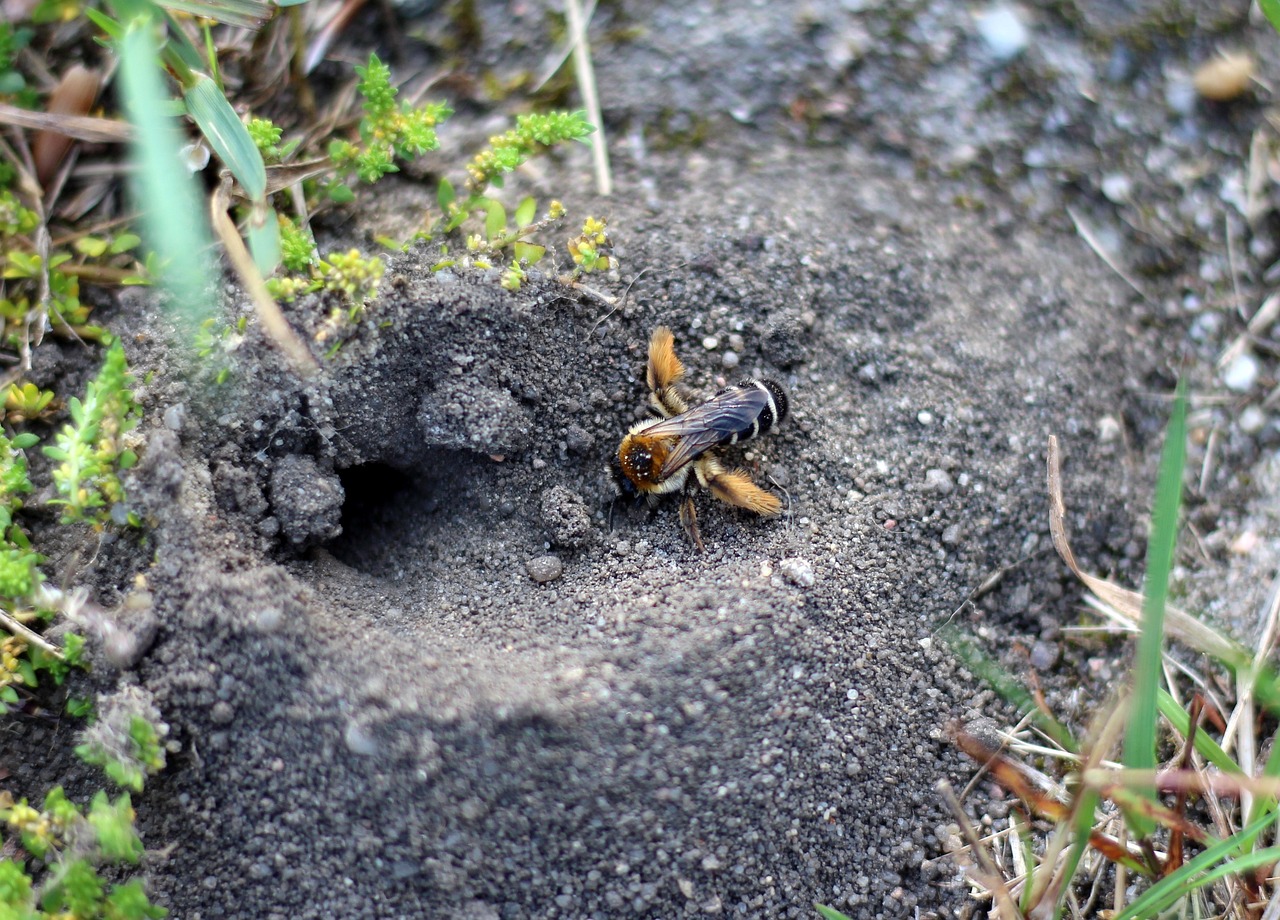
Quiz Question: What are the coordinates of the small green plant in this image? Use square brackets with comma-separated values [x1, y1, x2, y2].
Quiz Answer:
[5, 381, 57, 423]
[327, 53, 452, 188]
[0, 787, 166, 919]
[193, 315, 247, 385]
[75, 689, 168, 794]
[0, 188, 142, 347]
[462, 111, 595, 193]
[567, 215, 614, 275]
[246, 116, 299, 164]
[42, 339, 141, 527]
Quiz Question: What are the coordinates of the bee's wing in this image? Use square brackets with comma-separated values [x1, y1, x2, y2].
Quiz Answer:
[641, 388, 769, 477]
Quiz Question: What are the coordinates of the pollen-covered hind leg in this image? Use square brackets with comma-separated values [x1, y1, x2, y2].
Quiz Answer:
[678, 495, 706, 551]
[706, 468, 783, 517]
[646, 326, 689, 417]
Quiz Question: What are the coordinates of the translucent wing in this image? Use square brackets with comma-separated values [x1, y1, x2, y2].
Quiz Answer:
[639, 388, 769, 477]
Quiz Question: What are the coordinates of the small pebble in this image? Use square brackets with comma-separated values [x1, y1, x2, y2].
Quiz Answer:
[702, 335, 719, 350]
[210, 701, 235, 725]
[1098, 415, 1122, 443]
[1100, 173, 1132, 204]
[343, 720, 379, 756]
[1223, 352, 1259, 392]
[924, 469, 955, 494]
[1029, 640, 1059, 670]
[721, 350, 740, 370]
[1239, 405, 1267, 434]
[975, 4, 1029, 62]
[778, 557, 815, 587]
[526, 555, 563, 583]
[1231, 531, 1260, 555]
[163, 404, 186, 431]
[1193, 52, 1256, 102]
[917, 411, 935, 425]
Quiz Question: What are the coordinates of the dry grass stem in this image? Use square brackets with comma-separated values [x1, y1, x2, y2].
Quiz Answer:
[209, 176, 318, 377]
[0, 608, 65, 659]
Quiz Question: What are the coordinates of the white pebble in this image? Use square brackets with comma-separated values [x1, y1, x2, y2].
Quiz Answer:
[925, 469, 955, 494]
[917, 411, 935, 425]
[1239, 405, 1267, 434]
[1097, 415, 1122, 443]
[721, 350, 740, 370]
[1101, 173, 1132, 203]
[975, 5, 1029, 61]
[702, 335, 720, 350]
[164, 404, 186, 431]
[778, 557, 815, 588]
[1223, 352, 1259, 392]
[343, 720, 379, 756]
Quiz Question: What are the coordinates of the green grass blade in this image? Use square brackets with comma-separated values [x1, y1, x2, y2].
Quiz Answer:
[158, 0, 273, 28]
[1121, 382, 1186, 837]
[1245, 721, 1280, 828]
[814, 906, 852, 920]
[1155, 689, 1240, 775]
[184, 72, 266, 201]
[114, 5, 214, 329]
[1260, 0, 1280, 35]
[940, 626, 1079, 753]
[246, 204, 281, 276]
[1114, 808, 1280, 920]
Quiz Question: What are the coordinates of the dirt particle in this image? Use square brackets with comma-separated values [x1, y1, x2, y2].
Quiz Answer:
[778, 557, 815, 587]
[565, 424, 594, 454]
[1029, 640, 1059, 670]
[924, 468, 955, 494]
[526, 555, 564, 583]
[540, 485, 596, 548]
[269, 456, 344, 547]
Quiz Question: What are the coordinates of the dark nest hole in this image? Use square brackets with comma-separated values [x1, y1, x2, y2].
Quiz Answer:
[328, 461, 427, 572]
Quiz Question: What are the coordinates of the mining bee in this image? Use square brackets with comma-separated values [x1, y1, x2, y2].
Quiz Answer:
[616, 326, 789, 550]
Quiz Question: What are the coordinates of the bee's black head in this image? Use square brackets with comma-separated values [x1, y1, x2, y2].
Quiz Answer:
[610, 458, 639, 498]
[759, 379, 788, 424]
[738, 378, 788, 432]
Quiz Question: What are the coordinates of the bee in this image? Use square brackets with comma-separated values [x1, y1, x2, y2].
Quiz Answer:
[616, 326, 789, 550]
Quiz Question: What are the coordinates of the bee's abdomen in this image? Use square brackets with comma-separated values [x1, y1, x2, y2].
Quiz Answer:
[724, 379, 789, 445]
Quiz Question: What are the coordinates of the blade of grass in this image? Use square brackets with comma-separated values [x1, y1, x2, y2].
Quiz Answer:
[1260, 0, 1280, 36]
[1114, 808, 1280, 920]
[184, 72, 267, 201]
[113, 2, 214, 330]
[941, 626, 1078, 753]
[1156, 689, 1240, 775]
[1121, 381, 1186, 838]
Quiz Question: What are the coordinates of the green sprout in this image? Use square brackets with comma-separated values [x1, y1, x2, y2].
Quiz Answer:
[463, 111, 594, 193]
[42, 339, 140, 527]
[279, 216, 318, 273]
[245, 116, 298, 164]
[0, 787, 166, 919]
[567, 215, 614, 274]
[76, 714, 167, 794]
[4, 381, 56, 423]
[328, 53, 452, 185]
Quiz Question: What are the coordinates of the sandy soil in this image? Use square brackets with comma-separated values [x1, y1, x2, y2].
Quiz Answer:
[6, 1, 1279, 918]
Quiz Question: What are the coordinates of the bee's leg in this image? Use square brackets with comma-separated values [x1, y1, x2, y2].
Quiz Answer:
[647, 326, 690, 418]
[700, 456, 783, 517]
[678, 495, 706, 552]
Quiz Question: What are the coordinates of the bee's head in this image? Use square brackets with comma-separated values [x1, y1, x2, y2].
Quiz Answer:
[611, 453, 640, 497]
[617, 431, 668, 490]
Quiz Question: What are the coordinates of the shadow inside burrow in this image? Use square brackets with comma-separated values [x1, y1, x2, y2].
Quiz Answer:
[326, 448, 536, 579]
